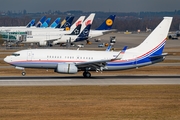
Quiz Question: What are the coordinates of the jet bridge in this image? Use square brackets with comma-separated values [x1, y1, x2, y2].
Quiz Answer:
[0, 31, 30, 42]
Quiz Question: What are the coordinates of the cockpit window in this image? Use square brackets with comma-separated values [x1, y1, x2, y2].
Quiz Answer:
[12, 53, 20, 56]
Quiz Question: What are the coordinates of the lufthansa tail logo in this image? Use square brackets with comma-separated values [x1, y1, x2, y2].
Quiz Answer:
[83, 29, 89, 36]
[65, 27, 70, 31]
[106, 19, 113, 26]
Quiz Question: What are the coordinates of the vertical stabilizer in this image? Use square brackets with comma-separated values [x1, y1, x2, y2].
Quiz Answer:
[49, 18, 61, 28]
[70, 16, 86, 31]
[96, 15, 116, 30]
[41, 18, 51, 28]
[61, 16, 75, 30]
[75, 24, 92, 42]
[26, 19, 35, 28]
[35, 16, 46, 27]
[69, 24, 82, 35]
[125, 17, 173, 59]
[81, 13, 95, 32]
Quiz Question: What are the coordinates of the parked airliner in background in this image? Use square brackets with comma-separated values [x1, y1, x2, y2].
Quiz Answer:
[50, 14, 95, 45]
[20, 16, 85, 46]
[51, 23, 92, 45]
[0, 15, 85, 45]
[0, 13, 116, 46]
[4, 17, 172, 77]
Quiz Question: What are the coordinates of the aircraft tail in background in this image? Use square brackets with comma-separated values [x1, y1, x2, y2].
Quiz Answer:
[35, 16, 46, 27]
[49, 18, 61, 28]
[55, 16, 74, 29]
[40, 18, 51, 28]
[81, 13, 95, 32]
[69, 24, 82, 35]
[61, 16, 75, 30]
[96, 15, 116, 30]
[70, 16, 86, 31]
[75, 23, 92, 42]
[26, 19, 35, 28]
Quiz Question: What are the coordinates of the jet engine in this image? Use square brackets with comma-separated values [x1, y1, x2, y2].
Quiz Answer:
[55, 63, 78, 74]
[39, 41, 47, 46]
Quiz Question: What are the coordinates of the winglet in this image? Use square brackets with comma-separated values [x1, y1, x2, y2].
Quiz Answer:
[112, 46, 127, 60]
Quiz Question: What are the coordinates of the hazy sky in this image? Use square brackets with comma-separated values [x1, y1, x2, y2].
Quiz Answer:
[0, 0, 180, 13]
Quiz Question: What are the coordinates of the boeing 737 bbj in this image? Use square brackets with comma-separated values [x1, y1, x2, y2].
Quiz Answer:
[4, 17, 172, 77]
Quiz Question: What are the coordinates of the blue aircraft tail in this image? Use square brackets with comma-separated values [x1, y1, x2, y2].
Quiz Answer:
[35, 16, 46, 27]
[40, 18, 51, 28]
[26, 19, 35, 28]
[61, 16, 75, 30]
[55, 16, 74, 29]
[96, 15, 116, 30]
[49, 18, 61, 28]
[75, 24, 91, 42]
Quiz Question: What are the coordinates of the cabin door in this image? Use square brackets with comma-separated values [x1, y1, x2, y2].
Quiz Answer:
[27, 51, 32, 61]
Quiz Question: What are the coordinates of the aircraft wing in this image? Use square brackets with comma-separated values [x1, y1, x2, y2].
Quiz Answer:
[76, 59, 110, 69]
[76, 46, 127, 70]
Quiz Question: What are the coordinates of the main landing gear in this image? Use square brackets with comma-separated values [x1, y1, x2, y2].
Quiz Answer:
[22, 71, 26, 76]
[83, 71, 91, 78]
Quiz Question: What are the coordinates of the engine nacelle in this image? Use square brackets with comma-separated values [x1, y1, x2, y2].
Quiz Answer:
[55, 63, 78, 74]
[39, 41, 47, 46]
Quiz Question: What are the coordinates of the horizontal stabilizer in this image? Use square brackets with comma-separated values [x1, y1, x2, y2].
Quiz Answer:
[149, 53, 168, 58]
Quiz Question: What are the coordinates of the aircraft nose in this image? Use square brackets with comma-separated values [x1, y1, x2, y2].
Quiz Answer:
[4, 56, 11, 63]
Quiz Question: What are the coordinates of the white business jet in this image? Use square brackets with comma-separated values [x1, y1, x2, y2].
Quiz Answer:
[4, 17, 172, 77]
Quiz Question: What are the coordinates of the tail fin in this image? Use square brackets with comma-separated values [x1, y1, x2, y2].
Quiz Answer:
[55, 16, 69, 28]
[70, 16, 86, 30]
[75, 24, 91, 42]
[26, 19, 35, 28]
[55, 16, 74, 29]
[61, 16, 75, 30]
[69, 24, 82, 35]
[81, 13, 95, 32]
[96, 15, 116, 30]
[40, 18, 51, 28]
[35, 16, 46, 27]
[49, 18, 61, 28]
[126, 17, 173, 59]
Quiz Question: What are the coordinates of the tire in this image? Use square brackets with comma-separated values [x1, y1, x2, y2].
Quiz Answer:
[22, 72, 26, 76]
[83, 71, 91, 78]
